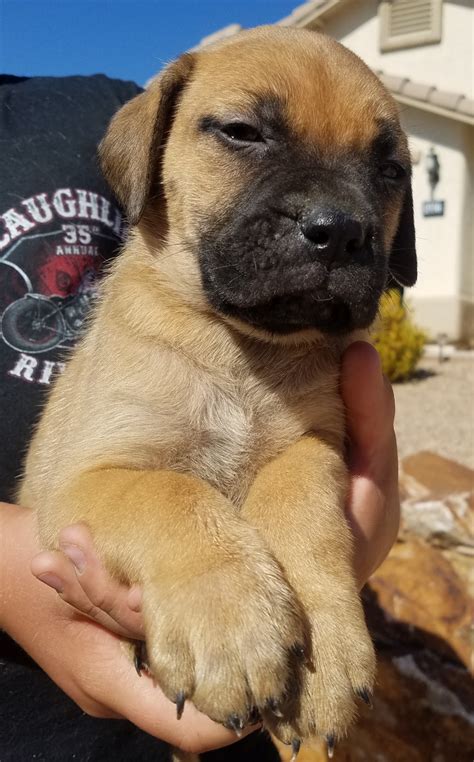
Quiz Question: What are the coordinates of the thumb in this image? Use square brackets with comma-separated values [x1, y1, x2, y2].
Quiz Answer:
[341, 341, 395, 456]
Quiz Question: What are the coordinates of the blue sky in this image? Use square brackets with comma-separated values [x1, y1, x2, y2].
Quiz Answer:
[0, 0, 299, 85]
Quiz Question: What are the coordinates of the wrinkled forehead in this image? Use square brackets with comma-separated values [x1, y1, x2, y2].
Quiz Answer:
[180, 28, 403, 153]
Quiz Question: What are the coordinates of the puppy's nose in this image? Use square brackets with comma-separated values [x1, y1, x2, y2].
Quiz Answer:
[300, 210, 369, 265]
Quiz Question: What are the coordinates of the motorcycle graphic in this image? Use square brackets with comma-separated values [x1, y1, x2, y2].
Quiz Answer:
[1, 270, 97, 353]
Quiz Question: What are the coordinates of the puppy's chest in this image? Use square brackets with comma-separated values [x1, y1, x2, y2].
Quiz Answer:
[182, 368, 343, 506]
[187, 394, 288, 502]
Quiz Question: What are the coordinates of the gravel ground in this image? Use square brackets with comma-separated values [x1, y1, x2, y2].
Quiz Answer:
[393, 355, 474, 469]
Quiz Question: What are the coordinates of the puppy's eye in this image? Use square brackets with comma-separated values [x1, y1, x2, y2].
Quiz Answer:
[220, 122, 264, 143]
[380, 161, 406, 180]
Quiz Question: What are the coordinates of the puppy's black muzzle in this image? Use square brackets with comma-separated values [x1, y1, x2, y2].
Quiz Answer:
[198, 192, 387, 336]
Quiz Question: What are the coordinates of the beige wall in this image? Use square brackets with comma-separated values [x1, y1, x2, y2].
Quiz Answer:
[460, 127, 474, 302]
[403, 108, 471, 339]
[459, 126, 474, 341]
[324, 0, 473, 97]
[405, 110, 466, 292]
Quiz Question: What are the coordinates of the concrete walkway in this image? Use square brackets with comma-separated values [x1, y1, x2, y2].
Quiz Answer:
[393, 354, 474, 469]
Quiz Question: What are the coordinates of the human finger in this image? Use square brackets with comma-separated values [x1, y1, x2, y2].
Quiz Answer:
[340, 341, 400, 585]
[30, 548, 139, 638]
[341, 340, 395, 459]
[58, 523, 145, 638]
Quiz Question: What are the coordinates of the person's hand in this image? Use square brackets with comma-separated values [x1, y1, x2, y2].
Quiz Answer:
[0, 503, 257, 755]
[31, 521, 144, 639]
[31, 340, 399, 628]
[341, 340, 400, 585]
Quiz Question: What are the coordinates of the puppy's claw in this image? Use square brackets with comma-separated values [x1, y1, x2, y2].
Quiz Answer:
[326, 734, 335, 759]
[133, 654, 142, 677]
[226, 714, 244, 737]
[356, 687, 373, 708]
[290, 642, 306, 661]
[248, 706, 262, 725]
[266, 697, 284, 718]
[290, 738, 301, 762]
[174, 691, 186, 720]
[133, 641, 146, 676]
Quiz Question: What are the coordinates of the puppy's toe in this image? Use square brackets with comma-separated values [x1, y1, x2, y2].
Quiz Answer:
[146, 624, 196, 711]
[141, 548, 304, 726]
[269, 602, 375, 745]
[190, 643, 251, 725]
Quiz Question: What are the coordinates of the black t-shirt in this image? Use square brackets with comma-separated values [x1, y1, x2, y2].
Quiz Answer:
[0, 74, 142, 502]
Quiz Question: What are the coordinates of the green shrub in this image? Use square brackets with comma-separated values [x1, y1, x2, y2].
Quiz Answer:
[372, 290, 426, 382]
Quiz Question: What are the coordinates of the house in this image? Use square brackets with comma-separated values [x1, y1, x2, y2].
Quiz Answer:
[197, 1, 474, 342]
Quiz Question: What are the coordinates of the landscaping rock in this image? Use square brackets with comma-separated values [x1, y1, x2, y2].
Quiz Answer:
[369, 538, 472, 668]
[399, 451, 473, 550]
[276, 453, 474, 761]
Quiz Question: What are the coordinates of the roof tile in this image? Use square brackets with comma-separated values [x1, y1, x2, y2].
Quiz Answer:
[400, 81, 435, 102]
[457, 98, 474, 118]
[377, 69, 473, 123]
[428, 89, 465, 111]
[377, 72, 410, 93]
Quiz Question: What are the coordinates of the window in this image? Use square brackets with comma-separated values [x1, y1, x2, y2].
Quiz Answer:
[379, 0, 443, 52]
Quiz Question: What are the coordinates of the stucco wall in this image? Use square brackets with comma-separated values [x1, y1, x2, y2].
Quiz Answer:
[459, 126, 474, 341]
[325, 0, 473, 98]
[402, 108, 470, 338]
[405, 110, 465, 295]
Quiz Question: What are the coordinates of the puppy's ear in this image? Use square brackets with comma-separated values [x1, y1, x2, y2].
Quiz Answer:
[99, 53, 195, 225]
[388, 184, 417, 287]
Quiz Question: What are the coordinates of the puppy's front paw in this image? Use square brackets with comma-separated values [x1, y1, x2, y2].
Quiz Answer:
[268, 598, 375, 752]
[141, 540, 305, 727]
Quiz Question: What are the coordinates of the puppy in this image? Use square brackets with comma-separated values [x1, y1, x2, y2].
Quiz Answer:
[20, 26, 416, 760]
